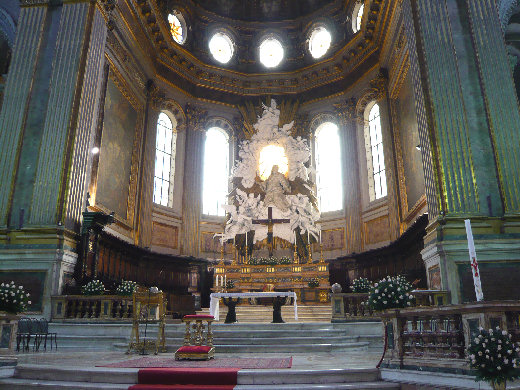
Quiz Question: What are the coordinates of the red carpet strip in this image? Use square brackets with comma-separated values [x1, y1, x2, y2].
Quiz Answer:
[128, 367, 238, 390]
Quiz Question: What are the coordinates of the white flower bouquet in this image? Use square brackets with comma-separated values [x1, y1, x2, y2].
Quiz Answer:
[366, 275, 414, 311]
[468, 326, 520, 388]
[0, 282, 31, 313]
[81, 279, 105, 296]
[115, 280, 137, 296]
[351, 277, 372, 293]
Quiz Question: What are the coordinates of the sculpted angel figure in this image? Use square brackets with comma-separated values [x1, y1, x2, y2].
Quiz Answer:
[260, 165, 291, 212]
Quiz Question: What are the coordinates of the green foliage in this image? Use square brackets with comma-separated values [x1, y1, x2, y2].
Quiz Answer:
[81, 279, 105, 296]
[116, 280, 137, 296]
[225, 280, 235, 289]
[279, 256, 292, 264]
[308, 277, 320, 288]
[249, 257, 258, 265]
[351, 277, 372, 293]
[468, 327, 520, 385]
[0, 282, 30, 314]
[366, 275, 414, 311]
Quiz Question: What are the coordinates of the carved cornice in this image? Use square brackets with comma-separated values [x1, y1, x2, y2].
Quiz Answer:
[185, 103, 208, 131]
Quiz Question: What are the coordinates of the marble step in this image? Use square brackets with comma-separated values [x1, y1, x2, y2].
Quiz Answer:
[0, 365, 398, 390]
[113, 341, 369, 353]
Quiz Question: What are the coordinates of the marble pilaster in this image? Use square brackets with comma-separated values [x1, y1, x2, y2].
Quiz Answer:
[0, 3, 48, 226]
[181, 104, 207, 256]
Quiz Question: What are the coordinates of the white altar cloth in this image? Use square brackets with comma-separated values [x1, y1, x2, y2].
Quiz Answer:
[209, 292, 298, 321]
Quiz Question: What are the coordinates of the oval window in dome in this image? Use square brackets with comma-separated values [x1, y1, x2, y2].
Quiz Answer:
[209, 32, 235, 64]
[168, 12, 186, 44]
[309, 26, 332, 59]
[259, 37, 284, 68]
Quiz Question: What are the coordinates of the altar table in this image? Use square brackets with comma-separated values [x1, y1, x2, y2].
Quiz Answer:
[209, 292, 298, 321]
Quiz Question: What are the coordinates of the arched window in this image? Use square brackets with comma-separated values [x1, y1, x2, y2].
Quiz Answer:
[366, 103, 387, 200]
[153, 112, 178, 207]
[315, 122, 343, 212]
[202, 127, 229, 216]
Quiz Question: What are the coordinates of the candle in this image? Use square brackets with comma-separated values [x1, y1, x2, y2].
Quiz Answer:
[224, 275, 227, 286]
[307, 230, 310, 243]
[319, 229, 322, 244]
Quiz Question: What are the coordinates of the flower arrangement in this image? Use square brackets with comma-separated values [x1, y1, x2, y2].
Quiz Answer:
[81, 279, 105, 296]
[248, 257, 258, 265]
[468, 326, 520, 388]
[225, 280, 235, 289]
[308, 278, 320, 288]
[116, 280, 137, 296]
[279, 256, 292, 265]
[0, 282, 31, 314]
[351, 277, 372, 293]
[366, 275, 414, 311]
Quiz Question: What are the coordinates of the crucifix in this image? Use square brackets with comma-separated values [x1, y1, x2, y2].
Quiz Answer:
[252, 206, 290, 257]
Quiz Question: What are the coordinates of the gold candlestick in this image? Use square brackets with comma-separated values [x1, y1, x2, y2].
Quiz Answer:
[319, 243, 324, 263]
[307, 242, 312, 262]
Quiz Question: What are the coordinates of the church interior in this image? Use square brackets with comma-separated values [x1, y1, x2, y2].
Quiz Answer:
[0, 0, 520, 388]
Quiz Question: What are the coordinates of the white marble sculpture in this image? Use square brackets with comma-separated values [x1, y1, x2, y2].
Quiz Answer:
[221, 100, 320, 244]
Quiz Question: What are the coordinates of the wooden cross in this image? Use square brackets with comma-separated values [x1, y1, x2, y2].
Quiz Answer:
[252, 207, 290, 257]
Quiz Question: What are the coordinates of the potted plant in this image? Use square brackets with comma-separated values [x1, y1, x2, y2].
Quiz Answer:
[225, 280, 235, 290]
[366, 275, 414, 367]
[468, 326, 520, 389]
[81, 279, 105, 296]
[0, 281, 31, 352]
[350, 277, 372, 293]
[307, 278, 320, 288]
[116, 280, 138, 296]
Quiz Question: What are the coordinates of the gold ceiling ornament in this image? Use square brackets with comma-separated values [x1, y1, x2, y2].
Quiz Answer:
[185, 103, 208, 132]
[333, 97, 357, 125]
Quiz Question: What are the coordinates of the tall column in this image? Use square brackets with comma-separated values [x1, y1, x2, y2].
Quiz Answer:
[402, 0, 520, 302]
[181, 104, 207, 257]
[334, 99, 363, 253]
[0, 1, 48, 226]
[0, 0, 111, 316]
[465, 0, 520, 214]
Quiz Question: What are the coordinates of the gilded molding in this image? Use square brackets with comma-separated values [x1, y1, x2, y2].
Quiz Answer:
[185, 103, 208, 132]
[19, 0, 49, 7]
[355, 72, 388, 124]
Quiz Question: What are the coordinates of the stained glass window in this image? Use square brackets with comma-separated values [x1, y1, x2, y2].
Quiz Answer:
[168, 13, 186, 45]
[315, 122, 343, 212]
[309, 26, 332, 59]
[259, 37, 284, 68]
[368, 104, 387, 199]
[202, 127, 229, 216]
[209, 32, 234, 64]
[153, 112, 177, 207]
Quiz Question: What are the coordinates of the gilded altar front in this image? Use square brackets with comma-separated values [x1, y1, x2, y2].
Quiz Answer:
[214, 261, 330, 304]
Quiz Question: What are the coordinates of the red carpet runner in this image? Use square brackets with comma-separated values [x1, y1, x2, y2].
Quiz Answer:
[128, 367, 239, 390]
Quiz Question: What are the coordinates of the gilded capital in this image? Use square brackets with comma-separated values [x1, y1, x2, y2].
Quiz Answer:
[185, 103, 208, 132]
[333, 97, 357, 125]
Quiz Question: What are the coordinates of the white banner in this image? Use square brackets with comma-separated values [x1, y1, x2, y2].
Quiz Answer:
[464, 219, 484, 301]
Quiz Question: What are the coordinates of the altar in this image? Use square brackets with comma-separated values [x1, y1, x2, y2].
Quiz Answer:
[210, 292, 298, 322]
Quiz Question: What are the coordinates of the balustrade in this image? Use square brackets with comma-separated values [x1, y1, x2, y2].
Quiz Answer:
[331, 290, 449, 322]
[380, 301, 520, 371]
[51, 295, 133, 321]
